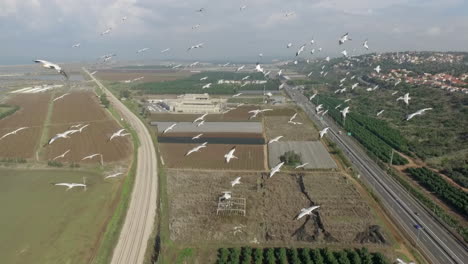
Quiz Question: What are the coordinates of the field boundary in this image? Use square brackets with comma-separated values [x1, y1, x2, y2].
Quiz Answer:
[35, 92, 55, 161]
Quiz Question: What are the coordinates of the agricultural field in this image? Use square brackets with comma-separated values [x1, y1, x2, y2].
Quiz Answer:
[149, 105, 258, 122]
[0, 168, 124, 264]
[95, 69, 193, 83]
[268, 141, 337, 169]
[0, 93, 51, 159]
[42, 91, 132, 164]
[159, 143, 265, 170]
[264, 108, 320, 141]
[166, 169, 391, 248]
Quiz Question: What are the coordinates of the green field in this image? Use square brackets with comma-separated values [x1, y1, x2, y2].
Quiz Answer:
[0, 104, 19, 120]
[0, 168, 122, 264]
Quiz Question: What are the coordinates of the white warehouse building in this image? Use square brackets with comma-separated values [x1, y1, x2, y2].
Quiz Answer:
[166, 93, 226, 113]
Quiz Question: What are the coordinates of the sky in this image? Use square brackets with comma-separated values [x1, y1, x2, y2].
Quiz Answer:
[1, 0, 467, 65]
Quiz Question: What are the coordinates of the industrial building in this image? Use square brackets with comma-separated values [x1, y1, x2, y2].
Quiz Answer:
[161, 93, 226, 113]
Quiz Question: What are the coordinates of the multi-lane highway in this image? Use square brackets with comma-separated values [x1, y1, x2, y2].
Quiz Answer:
[84, 68, 158, 264]
[285, 86, 468, 264]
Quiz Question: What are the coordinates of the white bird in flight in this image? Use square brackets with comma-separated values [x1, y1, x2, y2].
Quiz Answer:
[397, 93, 411, 105]
[319, 127, 330, 138]
[161, 48, 170, 53]
[105, 172, 123, 179]
[192, 133, 203, 140]
[220, 191, 231, 200]
[163, 123, 177, 134]
[287, 43, 293, 48]
[296, 44, 306, 56]
[109, 129, 129, 141]
[137, 48, 149, 53]
[72, 43, 81, 48]
[55, 182, 86, 191]
[315, 104, 323, 113]
[241, 75, 250, 81]
[374, 65, 381, 73]
[232, 93, 242, 97]
[122, 16, 127, 22]
[309, 93, 317, 101]
[224, 147, 238, 163]
[341, 50, 348, 57]
[53, 93, 70, 102]
[0, 127, 28, 141]
[376, 110, 385, 117]
[200, 76, 208, 81]
[406, 108, 433, 121]
[351, 83, 359, 90]
[196, 120, 205, 127]
[339, 33, 351, 45]
[284, 11, 295, 17]
[53, 149, 70, 160]
[202, 83, 212, 89]
[231, 177, 241, 187]
[236, 65, 245, 72]
[289, 113, 298, 123]
[187, 43, 204, 51]
[34, 60, 68, 79]
[296, 206, 320, 220]
[185, 142, 207, 156]
[363, 39, 369, 50]
[82, 153, 101, 160]
[269, 162, 284, 177]
[295, 163, 309, 169]
[193, 113, 208, 123]
[192, 24, 200, 29]
[48, 130, 75, 145]
[341, 106, 350, 119]
[101, 27, 112, 36]
[268, 136, 283, 144]
[248, 108, 272, 119]
[240, 5, 247, 11]
[255, 63, 264, 73]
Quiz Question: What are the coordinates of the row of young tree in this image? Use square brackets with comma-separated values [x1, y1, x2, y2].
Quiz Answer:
[0, 104, 20, 120]
[314, 95, 408, 165]
[216, 247, 390, 264]
[405, 167, 468, 216]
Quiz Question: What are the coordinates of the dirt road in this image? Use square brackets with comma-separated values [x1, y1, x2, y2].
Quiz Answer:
[84, 68, 158, 264]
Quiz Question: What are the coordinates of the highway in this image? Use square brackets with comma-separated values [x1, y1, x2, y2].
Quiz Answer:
[285, 86, 468, 264]
[84, 68, 158, 264]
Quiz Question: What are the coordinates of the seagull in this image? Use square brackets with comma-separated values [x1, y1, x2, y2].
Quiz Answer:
[351, 83, 359, 90]
[53, 93, 70, 102]
[220, 191, 231, 200]
[192, 24, 200, 29]
[163, 123, 177, 134]
[196, 8, 205, 12]
[377, 110, 385, 117]
[72, 43, 81, 48]
[193, 113, 208, 123]
[363, 39, 369, 50]
[310, 49, 315, 55]
[344, 99, 351, 103]
[296, 44, 306, 56]
[325, 56, 330, 62]
[202, 83, 212, 89]
[341, 106, 350, 119]
[279, 83, 286, 89]
[340, 77, 347, 83]
[248, 109, 272, 119]
[335, 104, 342, 109]
[287, 43, 293, 48]
[315, 104, 323, 112]
[321, 109, 328, 116]
[122, 16, 127, 22]
[259, 53, 263, 57]
[222, 62, 230, 67]
[100, 27, 112, 36]
[185, 142, 207, 156]
[236, 65, 245, 72]
[295, 163, 309, 169]
[82, 153, 101, 160]
[255, 63, 264, 73]
[374, 65, 381, 73]
[54, 182, 86, 191]
[105, 172, 123, 179]
[341, 50, 348, 57]
[277, 69, 283, 76]
[269, 162, 284, 177]
[289, 113, 298, 122]
[90, 71, 98, 75]
[161, 48, 170, 53]
[192, 133, 203, 140]
[394, 80, 402, 86]
[224, 147, 238, 163]
[284, 11, 295, 17]
[0, 127, 28, 140]
[391, 91, 399, 96]
[397, 93, 411, 105]
[34, 60, 68, 79]
[339, 33, 351, 45]
[241, 76, 250, 81]
[232, 93, 242, 97]
[240, 5, 247, 11]
[307, 72, 313, 77]
[406, 108, 432, 121]
[189, 61, 199, 67]
[200, 76, 208, 81]
[48, 130, 74, 145]
[109, 129, 128, 141]
[196, 120, 205, 127]
[136, 48, 149, 53]
[309, 93, 317, 101]
[296, 206, 320, 220]
[231, 177, 241, 187]
[319, 127, 330, 138]
[187, 43, 204, 51]
[268, 136, 283, 144]
[53, 149, 71, 160]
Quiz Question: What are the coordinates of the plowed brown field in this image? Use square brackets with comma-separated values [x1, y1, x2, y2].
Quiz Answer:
[0, 93, 51, 159]
[159, 143, 265, 170]
[43, 92, 132, 163]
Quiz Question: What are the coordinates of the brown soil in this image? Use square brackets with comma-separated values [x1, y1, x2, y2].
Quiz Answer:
[0, 93, 51, 159]
[95, 70, 193, 83]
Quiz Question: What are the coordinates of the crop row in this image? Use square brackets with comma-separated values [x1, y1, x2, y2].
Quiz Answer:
[216, 247, 389, 264]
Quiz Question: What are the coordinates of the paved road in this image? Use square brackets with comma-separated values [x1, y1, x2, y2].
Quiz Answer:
[84, 68, 158, 264]
[285, 86, 468, 264]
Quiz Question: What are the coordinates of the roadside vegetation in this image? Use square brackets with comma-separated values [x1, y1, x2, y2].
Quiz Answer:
[0, 104, 19, 120]
[216, 247, 390, 264]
